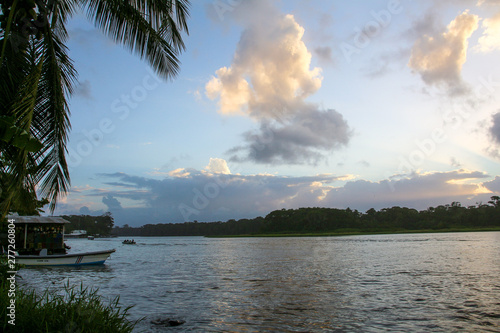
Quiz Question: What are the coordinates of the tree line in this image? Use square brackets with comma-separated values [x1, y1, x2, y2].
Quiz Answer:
[62, 213, 115, 236]
[112, 196, 500, 237]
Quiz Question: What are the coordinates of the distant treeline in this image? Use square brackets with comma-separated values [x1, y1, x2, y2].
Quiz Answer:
[112, 196, 500, 237]
[62, 213, 115, 236]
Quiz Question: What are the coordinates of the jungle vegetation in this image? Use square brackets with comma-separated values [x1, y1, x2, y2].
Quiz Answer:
[112, 196, 500, 237]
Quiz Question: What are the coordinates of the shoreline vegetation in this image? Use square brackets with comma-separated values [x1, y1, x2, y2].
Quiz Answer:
[205, 226, 500, 238]
[112, 197, 500, 238]
[0, 263, 139, 332]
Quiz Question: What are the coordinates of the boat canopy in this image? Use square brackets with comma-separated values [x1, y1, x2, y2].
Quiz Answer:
[7, 216, 70, 225]
[7, 215, 70, 255]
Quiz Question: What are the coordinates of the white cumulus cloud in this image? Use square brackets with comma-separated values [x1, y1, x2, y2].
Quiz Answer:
[476, 12, 500, 52]
[205, 3, 351, 165]
[408, 10, 479, 95]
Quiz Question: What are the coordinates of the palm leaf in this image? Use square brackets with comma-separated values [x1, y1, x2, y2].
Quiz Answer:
[81, 0, 189, 79]
[1, 0, 190, 215]
[30, 8, 76, 212]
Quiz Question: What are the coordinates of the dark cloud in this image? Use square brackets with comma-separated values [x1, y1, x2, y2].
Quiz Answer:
[79, 206, 91, 215]
[483, 176, 500, 193]
[102, 194, 123, 211]
[314, 46, 335, 65]
[74, 80, 92, 99]
[229, 108, 351, 165]
[401, 10, 443, 41]
[490, 111, 500, 144]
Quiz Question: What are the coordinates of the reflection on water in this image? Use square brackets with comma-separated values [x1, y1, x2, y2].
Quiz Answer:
[18, 232, 500, 332]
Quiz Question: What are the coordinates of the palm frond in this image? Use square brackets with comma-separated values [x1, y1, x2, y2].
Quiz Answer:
[0, 41, 44, 217]
[81, 0, 189, 80]
[1, 0, 191, 215]
[1, 0, 76, 214]
[31, 10, 76, 212]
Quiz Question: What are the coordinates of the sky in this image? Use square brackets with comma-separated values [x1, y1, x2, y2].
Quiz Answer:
[51, 0, 500, 227]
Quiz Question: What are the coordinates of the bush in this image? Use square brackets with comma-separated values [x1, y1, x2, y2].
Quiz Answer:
[1, 262, 138, 332]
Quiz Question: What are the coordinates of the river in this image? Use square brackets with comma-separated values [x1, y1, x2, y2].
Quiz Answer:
[18, 232, 500, 332]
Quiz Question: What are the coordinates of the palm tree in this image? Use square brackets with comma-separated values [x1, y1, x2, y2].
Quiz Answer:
[0, 0, 190, 217]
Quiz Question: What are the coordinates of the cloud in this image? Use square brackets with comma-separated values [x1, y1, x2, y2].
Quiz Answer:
[205, 5, 351, 165]
[408, 11, 479, 95]
[450, 157, 463, 168]
[476, 12, 500, 52]
[489, 111, 500, 145]
[94, 166, 343, 225]
[79, 206, 92, 215]
[54, 161, 497, 227]
[314, 46, 335, 65]
[102, 194, 123, 211]
[74, 80, 92, 99]
[402, 10, 443, 41]
[484, 110, 500, 161]
[229, 107, 351, 164]
[322, 169, 491, 210]
[205, 158, 231, 174]
[206, 14, 322, 118]
[483, 176, 500, 193]
[477, 0, 500, 6]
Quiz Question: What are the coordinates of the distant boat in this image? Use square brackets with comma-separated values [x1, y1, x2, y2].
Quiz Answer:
[122, 239, 136, 245]
[88, 235, 95, 240]
[16, 249, 116, 266]
[65, 230, 87, 238]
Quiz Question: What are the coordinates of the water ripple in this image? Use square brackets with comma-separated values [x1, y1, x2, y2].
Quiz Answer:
[17, 232, 500, 332]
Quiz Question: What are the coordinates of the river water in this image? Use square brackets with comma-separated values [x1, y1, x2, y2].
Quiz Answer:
[18, 232, 500, 332]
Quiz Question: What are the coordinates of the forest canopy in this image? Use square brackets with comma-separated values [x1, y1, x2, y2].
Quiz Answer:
[112, 196, 500, 237]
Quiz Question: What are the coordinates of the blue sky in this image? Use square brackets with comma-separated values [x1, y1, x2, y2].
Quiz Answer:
[52, 0, 500, 226]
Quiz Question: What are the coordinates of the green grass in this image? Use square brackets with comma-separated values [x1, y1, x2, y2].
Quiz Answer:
[206, 226, 500, 238]
[0, 262, 140, 333]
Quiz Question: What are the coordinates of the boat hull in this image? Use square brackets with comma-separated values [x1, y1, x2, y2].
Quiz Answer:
[16, 249, 116, 266]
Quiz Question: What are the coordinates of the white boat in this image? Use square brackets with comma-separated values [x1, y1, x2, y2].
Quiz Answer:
[6, 215, 115, 266]
[65, 229, 88, 238]
[15, 249, 116, 266]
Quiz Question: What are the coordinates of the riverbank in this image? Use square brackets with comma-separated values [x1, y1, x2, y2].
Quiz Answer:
[0, 260, 138, 332]
[205, 226, 500, 238]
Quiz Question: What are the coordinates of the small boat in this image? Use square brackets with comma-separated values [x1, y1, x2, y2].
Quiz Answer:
[88, 235, 95, 240]
[65, 229, 88, 238]
[15, 249, 116, 266]
[122, 239, 136, 245]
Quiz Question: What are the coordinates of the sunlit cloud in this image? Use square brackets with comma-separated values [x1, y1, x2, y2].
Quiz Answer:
[204, 158, 231, 174]
[477, 0, 500, 6]
[168, 168, 193, 178]
[205, 3, 351, 165]
[205, 13, 321, 119]
[476, 12, 500, 52]
[53, 163, 496, 226]
[408, 10, 479, 95]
